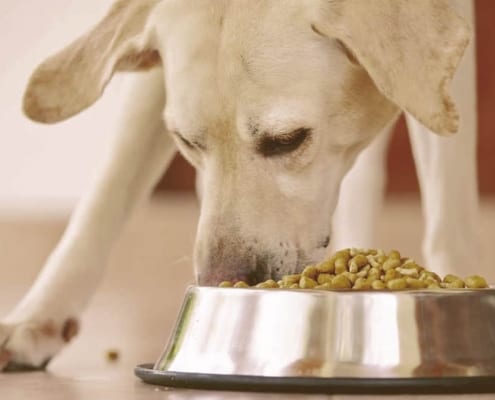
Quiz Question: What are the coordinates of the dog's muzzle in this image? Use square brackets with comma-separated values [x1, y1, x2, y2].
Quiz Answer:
[196, 254, 275, 286]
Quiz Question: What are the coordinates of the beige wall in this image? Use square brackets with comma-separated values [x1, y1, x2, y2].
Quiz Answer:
[0, 0, 123, 211]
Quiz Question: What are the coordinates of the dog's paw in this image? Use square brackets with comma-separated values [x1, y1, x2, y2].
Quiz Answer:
[0, 317, 79, 372]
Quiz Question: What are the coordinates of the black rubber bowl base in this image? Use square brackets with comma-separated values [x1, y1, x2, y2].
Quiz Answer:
[135, 364, 495, 395]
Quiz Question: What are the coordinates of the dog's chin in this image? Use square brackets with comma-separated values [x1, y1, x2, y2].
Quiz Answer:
[196, 263, 312, 287]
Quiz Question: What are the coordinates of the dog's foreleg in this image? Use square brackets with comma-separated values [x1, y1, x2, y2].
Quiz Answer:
[407, 0, 479, 277]
[331, 124, 394, 252]
[0, 68, 176, 370]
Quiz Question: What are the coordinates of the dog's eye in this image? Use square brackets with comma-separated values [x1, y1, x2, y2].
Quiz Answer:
[258, 128, 311, 157]
[257, 128, 311, 157]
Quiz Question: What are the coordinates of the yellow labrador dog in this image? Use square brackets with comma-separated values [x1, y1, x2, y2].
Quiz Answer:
[1, 0, 476, 370]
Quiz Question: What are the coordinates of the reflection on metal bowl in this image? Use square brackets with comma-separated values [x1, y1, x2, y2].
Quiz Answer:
[136, 286, 495, 394]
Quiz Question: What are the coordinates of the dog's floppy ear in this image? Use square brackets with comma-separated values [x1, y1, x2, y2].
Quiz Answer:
[23, 0, 162, 123]
[318, 0, 471, 135]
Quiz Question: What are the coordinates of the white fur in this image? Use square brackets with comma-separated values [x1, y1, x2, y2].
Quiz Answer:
[332, 0, 478, 278]
[1, 0, 477, 369]
[1, 68, 176, 367]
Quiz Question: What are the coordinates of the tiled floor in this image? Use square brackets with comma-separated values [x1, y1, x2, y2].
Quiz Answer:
[1, 194, 495, 399]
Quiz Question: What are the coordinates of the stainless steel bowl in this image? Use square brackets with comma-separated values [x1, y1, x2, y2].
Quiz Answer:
[136, 286, 495, 394]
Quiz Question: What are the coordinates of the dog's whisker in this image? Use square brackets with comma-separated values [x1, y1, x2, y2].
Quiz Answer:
[167, 255, 193, 268]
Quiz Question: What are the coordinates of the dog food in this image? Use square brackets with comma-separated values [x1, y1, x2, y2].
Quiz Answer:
[218, 248, 489, 290]
[106, 349, 120, 362]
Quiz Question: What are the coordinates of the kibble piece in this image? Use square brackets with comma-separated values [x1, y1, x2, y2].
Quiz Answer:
[375, 255, 386, 264]
[317, 273, 334, 285]
[419, 271, 442, 283]
[383, 269, 400, 282]
[465, 275, 489, 289]
[289, 283, 300, 289]
[353, 278, 371, 290]
[368, 267, 381, 279]
[408, 261, 424, 270]
[406, 278, 427, 289]
[282, 274, 302, 285]
[367, 255, 381, 268]
[355, 265, 371, 277]
[382, 258, 401, 271]
[335, 249, 351, 262]
[444, 274, 462, 284]
[444, 280, 465, 289]
[317, 260, 335, 274]
[334, 257, 348, 274]
[106, 350, 119, 362]
[315, 283, 332, 291]
[234, 281, 249, 288]
[427, 283, 441, 289]
[219, 281, 233, 288]
[349, 254, 368, 272]
[401, 261, 421, 269]
[356, 270, 368, 279]
[342, 271, 358, 284]
[302, 265, 318, 279]
[419, 272, 428, 281]
[299, 276, 318, 289]
[396, 267, 419, 278]
[349, 263, 359, 273]
[387, 278, 407, 290]
[349, 248, 360, 257]
[354, 254, 369, 266]
[371, 280, 386, 290]
[331, 275, 352, 289]
[330, 251, 344, 260]
[423, 277, 440, 287]
[442, 275, 465, 288]
[388, 250, 401, 259]
[361, 265, 371, 272]
[264, 279, 279, 288]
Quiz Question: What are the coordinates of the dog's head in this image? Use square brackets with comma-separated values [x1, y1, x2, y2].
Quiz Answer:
[23, 0, 470, 285]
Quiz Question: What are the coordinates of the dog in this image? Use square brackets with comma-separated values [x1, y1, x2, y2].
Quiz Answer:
[0, 0, 477, 371]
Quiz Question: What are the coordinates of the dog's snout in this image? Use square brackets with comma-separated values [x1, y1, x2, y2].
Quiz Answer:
[196, 252, 272, 286]
[194, 234, 286, 286]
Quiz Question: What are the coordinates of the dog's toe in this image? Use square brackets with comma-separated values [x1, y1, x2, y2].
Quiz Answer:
[0, 317, 78, 372]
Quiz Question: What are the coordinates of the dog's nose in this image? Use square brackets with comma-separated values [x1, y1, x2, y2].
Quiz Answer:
[194, 237, 275, 286]
[196, 257, 272, 286]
